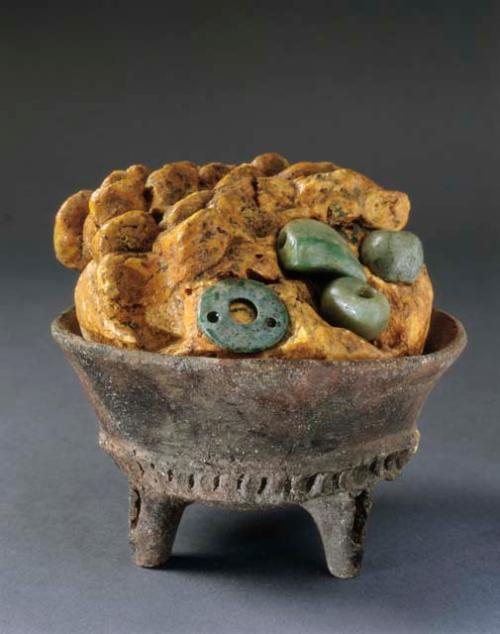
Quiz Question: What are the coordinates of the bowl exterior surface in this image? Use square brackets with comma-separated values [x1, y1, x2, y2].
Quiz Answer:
[52, 309, 465, 507]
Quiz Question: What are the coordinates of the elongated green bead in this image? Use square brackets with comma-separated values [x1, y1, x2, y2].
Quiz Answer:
[277, 219, 367, 281]
[320, 277, 390, 340]
[360, 230, 424, 283]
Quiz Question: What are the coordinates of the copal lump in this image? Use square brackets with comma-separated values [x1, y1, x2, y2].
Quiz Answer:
[54, 153, 433, 360]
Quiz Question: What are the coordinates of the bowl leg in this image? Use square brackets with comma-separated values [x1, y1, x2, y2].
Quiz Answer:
[128, 486, 188, 567]
[302, 488, 373, 579]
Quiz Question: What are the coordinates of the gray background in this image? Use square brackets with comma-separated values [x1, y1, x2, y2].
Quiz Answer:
[2, 1, 499, 632]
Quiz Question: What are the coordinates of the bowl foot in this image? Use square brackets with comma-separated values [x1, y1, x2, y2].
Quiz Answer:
[128, 487, 188, 567]
[302, 488, 373, 578]
[127, 483, 373, 577]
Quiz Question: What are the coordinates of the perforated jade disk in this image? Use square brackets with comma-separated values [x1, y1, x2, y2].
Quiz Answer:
[198, 279, 289, 353]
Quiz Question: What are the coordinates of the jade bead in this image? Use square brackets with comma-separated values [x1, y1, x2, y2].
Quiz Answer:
[277, 219, 367, 281]
[320, 277, 390, 340]
[197, 278, 289, 353]
[360, 230, 424, 283]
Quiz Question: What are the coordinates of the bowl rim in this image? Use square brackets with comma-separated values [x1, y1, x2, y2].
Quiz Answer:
[51, 306, 467, 373]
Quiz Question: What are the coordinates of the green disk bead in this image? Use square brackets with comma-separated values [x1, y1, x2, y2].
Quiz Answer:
[198, 278, 289, 353]
[277, 218, 367, 281]
[320, 277, 390, 341]
[360, 230, 424, 283]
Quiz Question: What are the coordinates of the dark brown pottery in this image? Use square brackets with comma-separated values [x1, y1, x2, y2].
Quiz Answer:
[52, 308, 466, 578]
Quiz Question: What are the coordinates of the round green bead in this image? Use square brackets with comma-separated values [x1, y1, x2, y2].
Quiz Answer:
[277, 218, 367, 281]
[360, 230, 424, 283]
[198, 279, 289, 353]
[320, 277, 390, 341]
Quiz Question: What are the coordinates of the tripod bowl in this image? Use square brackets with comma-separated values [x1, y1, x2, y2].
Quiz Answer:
[52, 307, 466, 578]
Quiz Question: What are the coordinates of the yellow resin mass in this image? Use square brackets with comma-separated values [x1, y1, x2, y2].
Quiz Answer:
[54, 153, 433, 360]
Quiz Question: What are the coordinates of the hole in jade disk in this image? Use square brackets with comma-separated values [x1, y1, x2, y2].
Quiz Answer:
[229, 298, 257, 324]
[358, 287, 374, 299]
[207, 311, 220, 323]
[266, 317, 277, 328]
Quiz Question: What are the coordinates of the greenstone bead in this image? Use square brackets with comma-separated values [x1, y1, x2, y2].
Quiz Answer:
[360, 230, 424, 283]
[198, 278, 289, 353]
[320, 277, 390, 341]
[277, 219, 367, 281]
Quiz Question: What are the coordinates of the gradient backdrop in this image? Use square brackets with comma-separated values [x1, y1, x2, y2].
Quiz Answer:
[2, 2, 499, 633]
